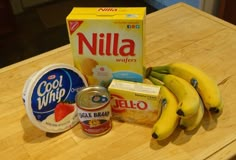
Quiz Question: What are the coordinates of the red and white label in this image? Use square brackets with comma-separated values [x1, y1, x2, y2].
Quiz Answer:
[68, 20, 83, 35]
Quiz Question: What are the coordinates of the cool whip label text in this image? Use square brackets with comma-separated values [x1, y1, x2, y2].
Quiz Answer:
[37, 75, 66, 110]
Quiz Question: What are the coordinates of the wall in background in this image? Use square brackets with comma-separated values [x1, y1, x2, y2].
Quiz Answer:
[146, 0, 220, 16]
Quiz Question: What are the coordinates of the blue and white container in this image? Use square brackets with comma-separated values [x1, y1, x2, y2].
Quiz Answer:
[22, 63, 88, 133]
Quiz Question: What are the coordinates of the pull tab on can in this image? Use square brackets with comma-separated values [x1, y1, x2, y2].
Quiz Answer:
[92, 94, 109, 103]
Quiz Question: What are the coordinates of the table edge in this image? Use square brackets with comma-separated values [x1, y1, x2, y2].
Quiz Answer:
[0, 44, 71, 74]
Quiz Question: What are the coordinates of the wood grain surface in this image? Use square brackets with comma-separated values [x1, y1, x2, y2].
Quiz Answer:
[0, 3, 236, 160]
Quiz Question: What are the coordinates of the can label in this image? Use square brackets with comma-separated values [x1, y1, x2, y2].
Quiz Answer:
[76, 86, 112, 136]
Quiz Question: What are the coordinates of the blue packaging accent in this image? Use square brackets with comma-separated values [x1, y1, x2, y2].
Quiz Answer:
[112, 71, 143, 82]
[147, 0, 201, 9]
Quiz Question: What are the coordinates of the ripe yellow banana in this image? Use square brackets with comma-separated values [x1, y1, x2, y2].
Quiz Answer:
[150, 62, 223, 113]
[179, 98, 205, 131]
[149, 76, 179, 140]
[150, 71, 200, 118]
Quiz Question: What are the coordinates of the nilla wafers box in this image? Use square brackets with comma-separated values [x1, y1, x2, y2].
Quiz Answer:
[66, 7, 146, 86]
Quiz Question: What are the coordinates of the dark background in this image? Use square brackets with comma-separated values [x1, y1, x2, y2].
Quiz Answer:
[0, 0, 156, 68]
[1, 0, 234, 68]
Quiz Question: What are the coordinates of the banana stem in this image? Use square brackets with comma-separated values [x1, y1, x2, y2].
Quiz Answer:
[145, 67, 152, 78]
[148, 76, 163, 85]
[152, 65, 170, 73]
[145, 65, 170, 78]
[150, 71, 166, 81]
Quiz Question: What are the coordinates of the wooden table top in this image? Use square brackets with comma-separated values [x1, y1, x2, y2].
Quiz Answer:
[0, 3, 236, 160]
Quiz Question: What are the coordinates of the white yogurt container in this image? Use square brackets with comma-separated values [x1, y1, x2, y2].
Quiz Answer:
[22, 63, 88, 133]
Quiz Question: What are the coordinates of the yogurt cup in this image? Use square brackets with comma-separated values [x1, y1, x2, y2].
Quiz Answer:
[22, 63, 88, 133]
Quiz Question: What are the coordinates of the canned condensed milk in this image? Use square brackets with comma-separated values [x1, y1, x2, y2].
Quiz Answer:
[76, 86, 112, 136]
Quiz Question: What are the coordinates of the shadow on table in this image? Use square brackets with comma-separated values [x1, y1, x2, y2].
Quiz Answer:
[149, 110, 221, 149]
[20, 114, 50, 143]
[201, 110, 222, 131]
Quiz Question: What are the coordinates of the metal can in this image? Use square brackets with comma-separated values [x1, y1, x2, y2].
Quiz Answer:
[75, 86, 112, 136]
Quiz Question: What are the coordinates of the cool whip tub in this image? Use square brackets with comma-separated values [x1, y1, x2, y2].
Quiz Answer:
[66, 7, 146, 86]
[22, 63, 88, 133]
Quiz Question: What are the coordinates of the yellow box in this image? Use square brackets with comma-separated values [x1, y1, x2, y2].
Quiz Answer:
[66, 7, 146, 86]
[108, 79, 161, 126]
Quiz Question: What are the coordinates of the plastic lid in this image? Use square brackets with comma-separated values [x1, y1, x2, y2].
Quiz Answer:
[22, 63, 88, 133]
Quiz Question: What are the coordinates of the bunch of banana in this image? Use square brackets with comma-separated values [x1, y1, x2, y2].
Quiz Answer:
[146, 62, 223, 140]
[179, 98, 204, 131]
[147, 62, 223, 114]
[149, 76, 179, 140]
[150, 71, 200, 118]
